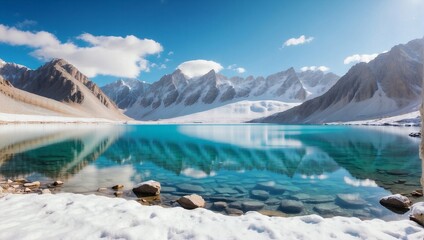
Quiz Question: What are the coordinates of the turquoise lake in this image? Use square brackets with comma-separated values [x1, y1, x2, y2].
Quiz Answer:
[0, 124, 422, 220]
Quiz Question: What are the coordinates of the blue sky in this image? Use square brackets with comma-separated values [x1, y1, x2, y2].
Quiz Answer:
[0, 0, 423, 85]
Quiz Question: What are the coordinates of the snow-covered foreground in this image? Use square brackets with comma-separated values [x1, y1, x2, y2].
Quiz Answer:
[0, 193, 423, 240]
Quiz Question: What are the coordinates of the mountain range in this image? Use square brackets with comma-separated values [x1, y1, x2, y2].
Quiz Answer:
[102, 67, 339, 122]
[256, 37, 424, 123]
[0, 37, 422, 124]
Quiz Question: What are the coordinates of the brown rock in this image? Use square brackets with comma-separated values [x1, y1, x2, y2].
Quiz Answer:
[133, 180, 161, 196]
[112, 184, 124, 190]
[41, 189, 52, 194]
[24, 181, 41, 188]
[24, 188, 32, 193]
[177, 194, 205, 209]
[380, 194, 412, 210]
[53, 181, 64, 186]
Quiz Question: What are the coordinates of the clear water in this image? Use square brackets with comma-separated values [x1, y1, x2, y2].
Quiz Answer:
[0, 124, 422, 220]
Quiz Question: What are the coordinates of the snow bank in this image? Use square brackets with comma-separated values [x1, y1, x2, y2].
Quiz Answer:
[0, 193, 423, 240]
[330, 111, 421, 126]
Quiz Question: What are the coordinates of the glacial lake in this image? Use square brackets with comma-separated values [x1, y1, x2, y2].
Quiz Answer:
[0, 124, 422, 220]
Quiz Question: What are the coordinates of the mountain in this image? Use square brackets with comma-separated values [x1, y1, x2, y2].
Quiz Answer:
[257, 37, 424, 124]
[101, 78, 150, 109]
[0, 59, 129, 121]
[123, 68, 339, 121]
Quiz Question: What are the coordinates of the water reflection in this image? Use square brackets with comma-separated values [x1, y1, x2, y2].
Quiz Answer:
[0, 124, 421, 219]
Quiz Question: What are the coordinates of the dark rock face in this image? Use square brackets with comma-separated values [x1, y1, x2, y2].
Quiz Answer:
[101, 79, 150, 109]
[0, 59, 120, 112]
[258, 37, 424, 124]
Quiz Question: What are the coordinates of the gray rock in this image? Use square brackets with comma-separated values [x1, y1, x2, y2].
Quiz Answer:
[242, 201, 265, 211]
[336, 194, 367, 209]
[229, 201, 243, 209]
[234, 186, 247, 193]
[176, 183, 205, 193]
[250, 190, 270, 200]
[177, 194, 205, 209]
[265, 198, 281, 205]
[379, 194, 412, 210]
[279, 200, 304, 213]
[133, 180, 161, 196]
[212, 201, 228, 211]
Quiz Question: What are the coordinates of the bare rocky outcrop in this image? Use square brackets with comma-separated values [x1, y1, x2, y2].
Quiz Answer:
[258, 37, 424, 124]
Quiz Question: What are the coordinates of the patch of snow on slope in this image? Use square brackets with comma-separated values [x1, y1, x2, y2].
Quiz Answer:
[0, 193, 422, 240]
[154, 100, 299, 123]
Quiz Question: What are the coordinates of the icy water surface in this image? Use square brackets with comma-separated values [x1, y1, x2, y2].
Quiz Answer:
[0, 124, 422, 220]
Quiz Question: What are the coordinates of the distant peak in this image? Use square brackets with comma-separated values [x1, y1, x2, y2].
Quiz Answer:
[0, 58, 6, 65]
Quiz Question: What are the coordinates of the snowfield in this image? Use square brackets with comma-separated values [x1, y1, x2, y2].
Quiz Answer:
[0, 193, 423, 240]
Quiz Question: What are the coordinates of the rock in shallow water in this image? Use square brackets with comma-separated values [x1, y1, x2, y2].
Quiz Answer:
[379, 194, 411, 211]
[212, 201, 228, 211]
[335, 194, 367, 209]
[279, 200, 304, 214]
[177, 194, 205, 209]
[242, 201, 265, 211]
[133, 180, 161, 196]
[250, 190, 269, 200]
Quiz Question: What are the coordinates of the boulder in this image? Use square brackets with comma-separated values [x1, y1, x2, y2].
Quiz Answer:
[24, 188, 32, 193]
[279, 200, 304, 213]
[335, 194, 367, 209]
[23, 181, 40, 188]
[177, 194, 205, 209]
[410, 202, 424, 226]
[132, 180, 161, 196]
[379, 194, 411, 210]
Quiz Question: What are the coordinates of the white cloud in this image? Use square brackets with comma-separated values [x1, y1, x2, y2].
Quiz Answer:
[300, 66, 330, 72]
[283, 35, 314, 47]
[0, 24, 163, 78]
[227, 64, 246, 74]
[168, 51, 174, 55]
[177, 59, 223, 78]
[344, 176, 378, 187]
[343, 53, 381, 65]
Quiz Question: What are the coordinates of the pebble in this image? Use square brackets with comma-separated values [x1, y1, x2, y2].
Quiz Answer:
[24, 188, 31, 193]
[53, 181, 64, 186]
[226, 208, 244, 216]
[23, 181, 41, 188]
[114, 191, 123, 197]
[97, 187, 108, 192]
[112, 184, 124, 190]
[41, 189, 51, 194]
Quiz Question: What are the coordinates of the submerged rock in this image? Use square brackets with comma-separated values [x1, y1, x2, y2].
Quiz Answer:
[242, 201, 265, 211]
[97, 187, 108, 192]
[133, 180, 161, 196]
[279, 200, 304, 214]
[313, 203, 339, 215]
[250, 190, 270, 200]
[176, 183, 205, 193]
[335, 194, 367, 209]
[226, 208, 244, 216]
[177, 194, 205, 209]
[214, 187, 238, 195]
[258, 210, 286, 217]
[379, 194, 411, 211]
